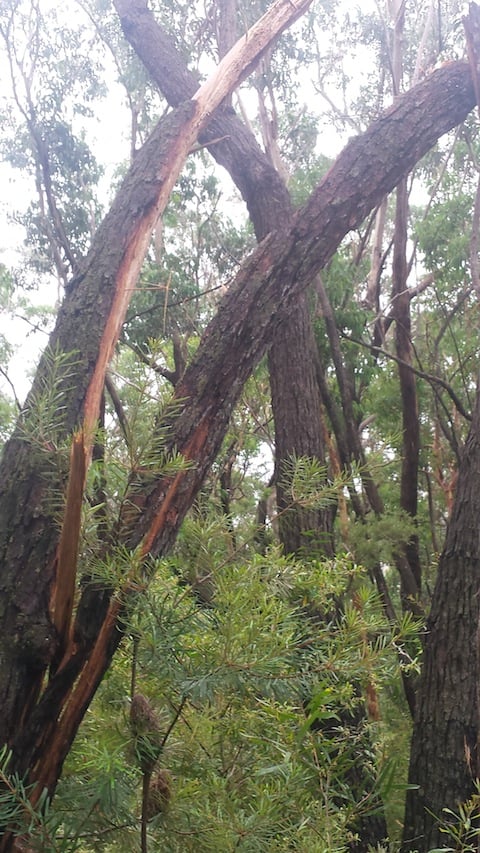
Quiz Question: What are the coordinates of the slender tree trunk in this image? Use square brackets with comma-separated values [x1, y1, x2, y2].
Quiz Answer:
[389, 0, 422, 603]
[392, 178, 422, 601]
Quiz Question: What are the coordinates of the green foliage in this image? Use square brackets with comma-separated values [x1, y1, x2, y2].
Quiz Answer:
[0, 263, 54, 443]
[127, 158, 254, 345]
[348, 510, 417, 571]
[18, 345, 80, 452]
[18, 122, 103, 271]
[0, 745, 67, 852]
[2, 2, 479, 851]
[10, 345, 83, 521]
[0, 1, 105, 279]
[281, 455, 358, 511]
[415, 192, 472, 282]
[40, 531, 414, 852]
[427, 781, 480, 852]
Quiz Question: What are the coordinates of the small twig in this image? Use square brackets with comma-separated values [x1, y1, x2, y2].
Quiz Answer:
[161, 695, 188, 749]
[0, 366, 22, 412]
[141, 768, 152, 853]
[189, 134, 231, 153]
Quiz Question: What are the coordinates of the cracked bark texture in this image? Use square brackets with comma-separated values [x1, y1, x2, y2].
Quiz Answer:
[402, 382, 480, 851]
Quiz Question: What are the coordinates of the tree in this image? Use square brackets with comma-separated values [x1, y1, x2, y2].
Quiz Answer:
[2, 1, 480, 850]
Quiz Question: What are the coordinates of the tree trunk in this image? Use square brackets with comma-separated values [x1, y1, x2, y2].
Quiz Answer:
[0, 0, 315, 829]
[391, 178, 422, 603]
[268, 296, 334, 556]
[389, 0, 422, 605]
[124, 15, 380, 847]
[402, 379, 480, 851]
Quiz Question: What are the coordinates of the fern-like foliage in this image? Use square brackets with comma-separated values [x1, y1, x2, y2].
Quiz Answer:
[18, 344, 81, 455]
[50, 530, 416, 852]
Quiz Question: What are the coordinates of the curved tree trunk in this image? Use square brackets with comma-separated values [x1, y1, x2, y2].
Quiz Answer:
[116, 0, 334, 556]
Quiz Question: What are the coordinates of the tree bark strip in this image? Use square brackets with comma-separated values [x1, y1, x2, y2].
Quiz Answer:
[392, 178, 422, 600]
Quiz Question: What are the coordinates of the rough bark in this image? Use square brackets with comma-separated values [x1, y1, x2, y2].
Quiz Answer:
[0, 22, 478, 836]
[0, 98, 199, 741]
[268, 295, 334, 557]
[124, 59, 479, 557]
[119, 14, 384, 847]
[402, 380, 480, 852]
[24, 55, 477, 796]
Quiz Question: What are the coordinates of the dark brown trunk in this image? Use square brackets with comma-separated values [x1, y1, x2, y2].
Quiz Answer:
[402, 380, 480, 852]
[117, 60, 479, 561]
[115, 6, 334, 561]
[391, 179, 422, 601]
[0, 99, 198, 744]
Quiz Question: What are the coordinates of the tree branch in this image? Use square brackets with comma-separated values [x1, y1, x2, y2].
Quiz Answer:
[341, 331, 472, 421]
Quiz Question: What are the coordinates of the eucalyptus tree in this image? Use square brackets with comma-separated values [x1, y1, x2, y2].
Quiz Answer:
[1, 1, 480, 851]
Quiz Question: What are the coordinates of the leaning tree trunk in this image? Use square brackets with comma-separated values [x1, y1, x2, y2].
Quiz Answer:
[0, 15, 478, 844]
[402, 379, 480, 852]
[0, 0, 316, 843]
